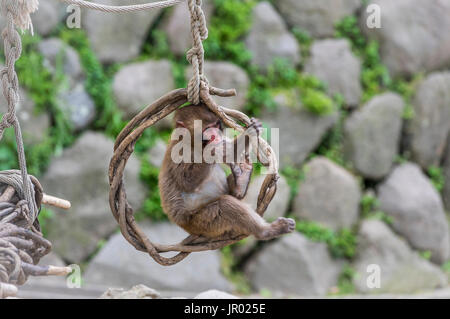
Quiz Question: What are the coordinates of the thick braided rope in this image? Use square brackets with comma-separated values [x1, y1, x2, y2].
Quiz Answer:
[0, 171, 36, 206]
[0, 0, 37, 222]
[58, 0, 184, 13]
[0, 172, 56, 298]
[186, 0, 208, 105]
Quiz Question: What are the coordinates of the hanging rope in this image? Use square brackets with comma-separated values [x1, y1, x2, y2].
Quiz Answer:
[0, 0, 37, 224]
[0, 1, 71, 298]
[58, 0, 184, 13]
[186, 0, 208, 105]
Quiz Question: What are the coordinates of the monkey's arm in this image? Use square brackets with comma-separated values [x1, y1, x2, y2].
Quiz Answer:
[225, 119, 263, 199]
[222, 118, 261, 164]
[227, 162, 253, 199]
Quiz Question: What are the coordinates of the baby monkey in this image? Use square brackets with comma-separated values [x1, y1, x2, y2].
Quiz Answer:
[159, 104, 295, 241]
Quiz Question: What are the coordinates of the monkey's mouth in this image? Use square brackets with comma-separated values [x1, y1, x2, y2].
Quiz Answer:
[203, 135, 220, 146]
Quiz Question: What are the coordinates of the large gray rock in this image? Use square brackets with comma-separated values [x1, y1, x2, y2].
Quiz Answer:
[100, 285, 161, 299]
[38, 38, 83, 87]
[31, 1, 66, 36]
[0, 86, 50, 145]
[243, 175, 290, 221]
[274, 0, 361, 38]
[84, 0, 161, 63]
[245, 2, 300, 69]
[38, 39, 93, 131]
[293, 157, 361, 230]
[195, 290, 238, 299]
[185, 61, 250, 111]
[58, 83, 96, 131]
[244, 232, 342, 296]
[361, 0, 450, 77]
[148, 138, 168, 168]
[84, 222, 233, 293]
[41, 132, 146, 263]
[113, 60, 175, 119]
[443, 142, 450, 211]
[162, 0, 214, 56]
[377, 163, 450, 264]
[407, 72, 450, 169]
[261, 90, 337, 168]
[305, 39, 362, 107]
[353, 220, 448, 294]
[344, 93, 404, 179]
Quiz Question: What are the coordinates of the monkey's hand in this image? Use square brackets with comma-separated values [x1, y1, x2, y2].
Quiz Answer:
[228, 162, 253, 200]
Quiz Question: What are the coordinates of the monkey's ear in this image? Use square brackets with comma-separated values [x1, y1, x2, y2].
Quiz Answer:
[176, 121, 186, 128]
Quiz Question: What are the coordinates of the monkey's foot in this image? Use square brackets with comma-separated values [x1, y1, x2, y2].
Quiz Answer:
[258, 217, 296, 240]
[274, 217, 296, 234]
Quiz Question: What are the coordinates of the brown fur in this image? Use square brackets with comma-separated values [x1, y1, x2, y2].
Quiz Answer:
[158, 104, 295, 240]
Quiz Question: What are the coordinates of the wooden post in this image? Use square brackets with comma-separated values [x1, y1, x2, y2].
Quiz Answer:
[42, 194, 71, 210]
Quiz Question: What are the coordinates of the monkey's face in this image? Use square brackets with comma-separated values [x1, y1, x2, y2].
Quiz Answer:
[174, 104, 224, 151]
[202, 120, 223, 148]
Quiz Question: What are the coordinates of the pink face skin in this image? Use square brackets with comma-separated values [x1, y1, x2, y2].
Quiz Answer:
[202, 121, 223, 146]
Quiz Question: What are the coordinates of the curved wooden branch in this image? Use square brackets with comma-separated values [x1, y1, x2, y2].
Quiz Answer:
[108, 86, 280, 266]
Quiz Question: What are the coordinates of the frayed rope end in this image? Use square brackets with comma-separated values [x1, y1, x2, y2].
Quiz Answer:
[15, 0, 39, 35]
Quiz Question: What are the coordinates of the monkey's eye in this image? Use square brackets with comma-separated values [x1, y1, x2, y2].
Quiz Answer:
[204, 121, 221, 131]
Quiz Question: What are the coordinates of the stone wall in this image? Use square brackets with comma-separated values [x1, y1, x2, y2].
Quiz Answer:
[1, 0, 449, 298]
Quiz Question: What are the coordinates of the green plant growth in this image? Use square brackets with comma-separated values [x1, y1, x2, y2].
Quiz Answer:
[59, 27, 125, 137]
[204, 0, 271, 115]
[137, 157, 167, 221]
[13, 34, 73, 176]
[294, 219, 357, 259]
[200, 0, 336, 118]
[0, 130, 19, 171]
[427, 165, 445, 192]
[297, 74, 335, 115]
[204, 0, 255, 66]
[141, 29, 175, 61]
[313, 99, 347, 167]
[37, 207, 54, 238]
[221, 245, 252, 294]
[390, 75, 423, 120]
[360, 193, 393, 225]
[419, 250, 432, 261]
[335, 16, 391, 102]
[280, 165, 306, 203]
[141, 27, 188, 88]
[248, 62, 335, 116]
[442, 261, 450, 276]
[330, 265, 356, 295]
[61, 27, 177, 223]
[291, 27, 313, 60]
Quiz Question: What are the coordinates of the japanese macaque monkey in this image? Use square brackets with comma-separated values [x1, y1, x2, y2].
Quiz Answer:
[159, 104, 295, 240]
